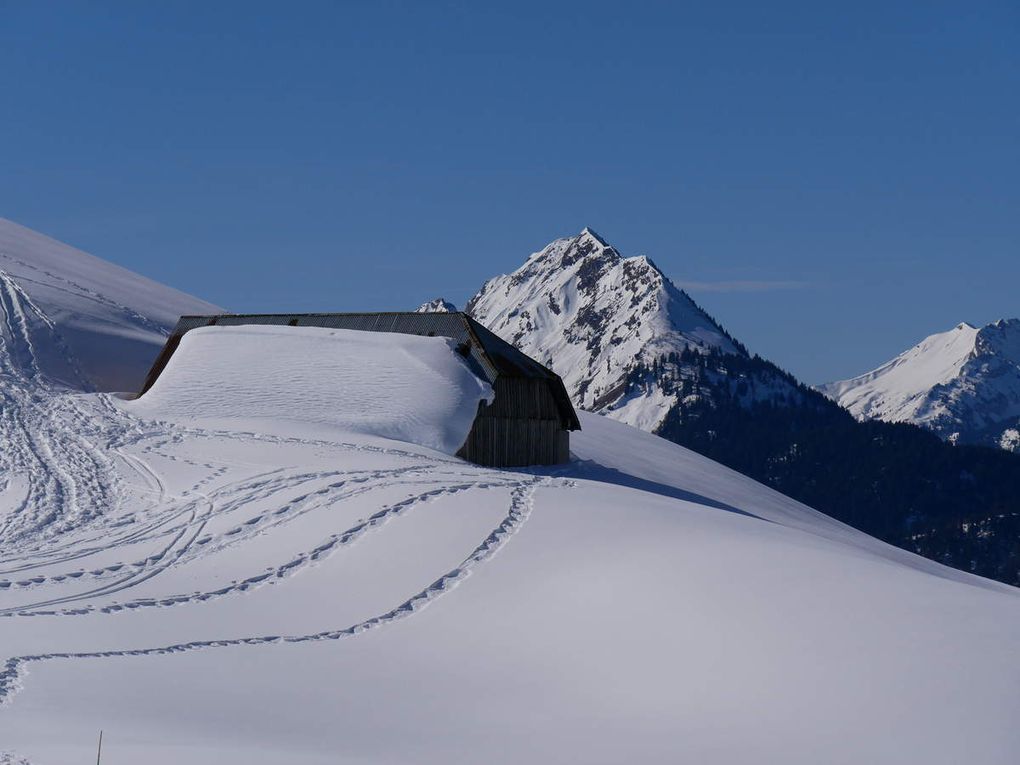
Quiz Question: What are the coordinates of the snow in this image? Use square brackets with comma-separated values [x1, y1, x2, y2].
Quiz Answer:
[999, 427, 1019, 452]
[466, 228, 740, 431]
[0, 221, 1018, 764]
[1, 326, 1018, 764]
[819, 319, 1020, 448]
[0, 217, 221, 391]
[126, 325, 493, 455]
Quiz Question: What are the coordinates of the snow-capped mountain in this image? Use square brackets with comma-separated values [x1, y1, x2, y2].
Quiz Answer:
[0, 217, 221, 391]
[466, 228, 805, 431]
[415, 297, 456, 313]
[819, 320, 1020, 451]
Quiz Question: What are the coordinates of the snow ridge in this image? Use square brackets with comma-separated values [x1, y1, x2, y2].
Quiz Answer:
[466, 228, 743, 431]
[819, 319, 1020, 450]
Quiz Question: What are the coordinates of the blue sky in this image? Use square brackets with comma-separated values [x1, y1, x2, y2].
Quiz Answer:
[1, 1, 1016, 383]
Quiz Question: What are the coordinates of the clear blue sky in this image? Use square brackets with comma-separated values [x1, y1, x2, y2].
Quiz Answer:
[1, 1, 1017, 383]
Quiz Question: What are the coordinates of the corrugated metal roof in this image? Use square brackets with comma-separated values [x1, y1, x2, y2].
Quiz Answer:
[140, 312, 581, 430]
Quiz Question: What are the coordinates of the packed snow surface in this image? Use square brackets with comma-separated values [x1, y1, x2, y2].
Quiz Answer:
[0, 217, 220, 391]
[820, 319, 1020, 449]
[0, 324, 1017, 764]
[129, 325, 493, 454]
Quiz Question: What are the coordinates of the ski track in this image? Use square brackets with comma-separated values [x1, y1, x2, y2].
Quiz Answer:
[0, 311, 568, 721]
[0, 478, 548, 704]
[0, 254, 173, 340]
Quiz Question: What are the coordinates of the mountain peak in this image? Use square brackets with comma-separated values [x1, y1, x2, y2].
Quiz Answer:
[579, 226, 610, 247]
[415, 297, 457, 313]
[466, 231, 743, 430]
[986, 317, 1020, 332]
[819, 318, 1020, 451]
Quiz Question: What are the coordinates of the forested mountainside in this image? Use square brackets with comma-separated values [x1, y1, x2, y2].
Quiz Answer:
[655, 348, 1020, 585]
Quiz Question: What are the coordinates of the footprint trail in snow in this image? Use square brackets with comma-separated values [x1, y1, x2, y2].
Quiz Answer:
[0, 380, 562, 714]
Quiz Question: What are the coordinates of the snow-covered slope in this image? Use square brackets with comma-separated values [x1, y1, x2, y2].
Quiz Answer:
[466, 228, 745, 431]
[819, 319, 1020, 450]
[0, 218, 221, 391]
[0, 327, 1017, 765]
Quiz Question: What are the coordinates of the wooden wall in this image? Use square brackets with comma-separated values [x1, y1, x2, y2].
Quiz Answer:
[457, 378, 570, 467]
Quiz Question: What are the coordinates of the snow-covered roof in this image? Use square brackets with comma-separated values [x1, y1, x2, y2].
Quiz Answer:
[141, 312, 581, 430]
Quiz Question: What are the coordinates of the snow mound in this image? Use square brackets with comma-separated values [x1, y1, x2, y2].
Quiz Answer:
[127, 325, 493, 454]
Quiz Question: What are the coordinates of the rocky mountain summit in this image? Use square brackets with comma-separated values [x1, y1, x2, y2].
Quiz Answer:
[464, 228, 801, 431]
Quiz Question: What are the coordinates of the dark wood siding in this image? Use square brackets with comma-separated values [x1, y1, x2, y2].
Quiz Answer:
[456, 378, 570, 467]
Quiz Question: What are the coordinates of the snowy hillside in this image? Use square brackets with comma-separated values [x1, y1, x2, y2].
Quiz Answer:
[0, 218, 220, 391]
[819, 319, 1020, 451]
[1, 325, 1017, 765]
[466, 228, 749, 431]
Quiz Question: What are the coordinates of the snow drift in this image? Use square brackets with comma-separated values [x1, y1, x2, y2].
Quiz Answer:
[127, 325, 493, 455]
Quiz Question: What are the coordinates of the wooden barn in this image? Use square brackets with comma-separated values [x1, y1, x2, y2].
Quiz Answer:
[139, 312, 581, 467]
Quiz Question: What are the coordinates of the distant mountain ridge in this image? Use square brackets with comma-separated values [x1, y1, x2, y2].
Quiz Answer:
[415, 298, 456, 313]
[819, 320, 1020, 452]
